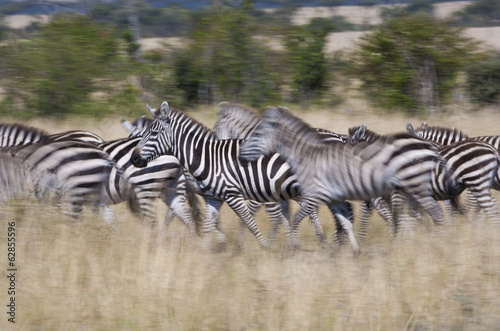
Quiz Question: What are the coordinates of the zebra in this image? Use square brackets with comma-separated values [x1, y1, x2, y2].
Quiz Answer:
[130, 101, 361, 253]
[407, 122, 500, 190]
[239, 106, 446, 245]
[0, 139, 124, 224]
[407, 122, 500, 220]
[123, 109, 306, 246]
[351, 124, 500, 231]
[0, 122, 198, 232]
[213, 101, 351, 245]
[99, 135, 201, 235]
[0, 122, 104, 147]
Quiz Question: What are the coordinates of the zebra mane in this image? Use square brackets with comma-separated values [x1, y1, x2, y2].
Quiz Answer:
[407, 122, 469, 145]
[213, 102, 262, 140]
[163, 104, 217, 138]
[347, 124, 381, 143]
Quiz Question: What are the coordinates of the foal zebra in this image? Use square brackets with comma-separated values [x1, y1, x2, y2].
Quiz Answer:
[130, 101, 360, 253]
[239, 106, 446, 245]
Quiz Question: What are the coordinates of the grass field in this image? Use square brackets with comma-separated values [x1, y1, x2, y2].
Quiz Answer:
[1, 105, 500, 330]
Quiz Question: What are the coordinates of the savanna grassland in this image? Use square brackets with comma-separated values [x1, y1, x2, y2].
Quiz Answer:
[1, 105, 500, 330]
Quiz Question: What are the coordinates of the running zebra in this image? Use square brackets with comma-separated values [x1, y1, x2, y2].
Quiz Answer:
[130, 101, 360, 253]
[214, 101, 349, 244]
[99, 135, 200, 234]
[0, 122, 104, 146]
[351, 124, 500, 228]
[407, 123, 500, 221]
[407, 122, 500, 190]
[0, 139, 123, 223]
[0, 122, 198, 231]
[239, 106, 446, 245]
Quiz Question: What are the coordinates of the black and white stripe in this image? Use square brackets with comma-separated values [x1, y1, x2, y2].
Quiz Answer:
[0, 122, 104, 146]
[130, 101, 360, 253]
[214, 101, 348, 244]
[239, 106, 446, 244]
[0, 139, 122, 223]
[99, 135, 199, 233]
[351, 124, 500, 230]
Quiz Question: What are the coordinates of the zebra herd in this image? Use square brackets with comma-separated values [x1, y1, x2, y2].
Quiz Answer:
[2, 101, 500, 255]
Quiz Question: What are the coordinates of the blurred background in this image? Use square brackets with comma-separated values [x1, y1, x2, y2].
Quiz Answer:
[0, 0, 498, 119]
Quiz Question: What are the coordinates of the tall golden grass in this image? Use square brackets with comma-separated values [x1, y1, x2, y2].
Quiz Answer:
[1, 107, 500, 330]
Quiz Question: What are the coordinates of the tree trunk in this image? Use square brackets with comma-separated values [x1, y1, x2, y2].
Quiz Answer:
[126, 0, 142, 62]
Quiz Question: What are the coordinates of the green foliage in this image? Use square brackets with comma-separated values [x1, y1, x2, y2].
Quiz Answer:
[451, 0, 500, 27]
[170, 1, 282, 106]
[465, 52, 500, 105]
[1, 15, 123, 116]
[349, 14, 477, 113]
[90, 1, 195, 38]
[285, 17, 335, 102]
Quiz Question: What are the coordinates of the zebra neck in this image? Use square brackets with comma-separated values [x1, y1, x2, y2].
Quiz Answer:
[169, 124, 219, 178]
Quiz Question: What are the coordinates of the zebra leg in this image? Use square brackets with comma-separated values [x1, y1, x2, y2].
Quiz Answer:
[403, 189, 444, 228]
[263, 202, 287, 245]
[235, 200, 264, 251]
[305, 205, 327, 245]
[203, 198, 226, 250]
[468, 185, 500, 223]
[328, 201, 360, 257]
[225, 196, 269, 248]
[357, 201, 373, 243]
[289, 200, 318, 249]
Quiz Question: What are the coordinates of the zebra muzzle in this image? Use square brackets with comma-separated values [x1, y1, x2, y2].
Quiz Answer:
[131, 148, 148, 168]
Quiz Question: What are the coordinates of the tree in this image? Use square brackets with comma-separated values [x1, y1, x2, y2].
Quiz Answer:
[284, 17, 335, 102]
[171, 0, 282, 106]
[1, 15, 119, 115]
[349, 14, 477, 113]
[465, 52, 500, 106]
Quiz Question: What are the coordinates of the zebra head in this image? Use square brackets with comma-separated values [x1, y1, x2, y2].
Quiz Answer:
[130, 101, 172, 168]
[239, 106, 284, 162]
[121, 115, 154, 138]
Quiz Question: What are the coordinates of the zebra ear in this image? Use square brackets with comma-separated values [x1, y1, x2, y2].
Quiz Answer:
[121, 119, 135, 133]
[147, 104, 161, 118]
[406, 123, 416, 135]
[356, 124, 366, 140]
[160, 101, 170, 118]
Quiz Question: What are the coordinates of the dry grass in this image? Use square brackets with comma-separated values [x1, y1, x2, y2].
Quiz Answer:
[1, 107, 500, 329]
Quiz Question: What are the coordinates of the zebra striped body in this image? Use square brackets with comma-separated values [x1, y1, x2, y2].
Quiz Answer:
[239, 106, 445, 243]
[130, 102, 361, 253]
[406, 123, 500, 221]
[99, 136, 198, 232]
[0, 140, 122, 223]
[214, 101, 348, 245]
[352, 124, 500, 229]
[409, 123, 500, 190]
[0, 122, 104, 146]
[0, 122, 194, 229]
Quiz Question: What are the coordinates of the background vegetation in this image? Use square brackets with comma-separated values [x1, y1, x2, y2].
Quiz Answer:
[0, 0, 499, 117]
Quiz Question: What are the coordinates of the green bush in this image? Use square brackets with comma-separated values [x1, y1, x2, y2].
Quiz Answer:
[348, 14, 477, 113]
[466, 53, 500, 105]
[170, 1, 283, 107]
[1, 15, 123, 116]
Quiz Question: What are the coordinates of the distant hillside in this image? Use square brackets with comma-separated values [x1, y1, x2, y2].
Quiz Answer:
[0, 0, 476, 15]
